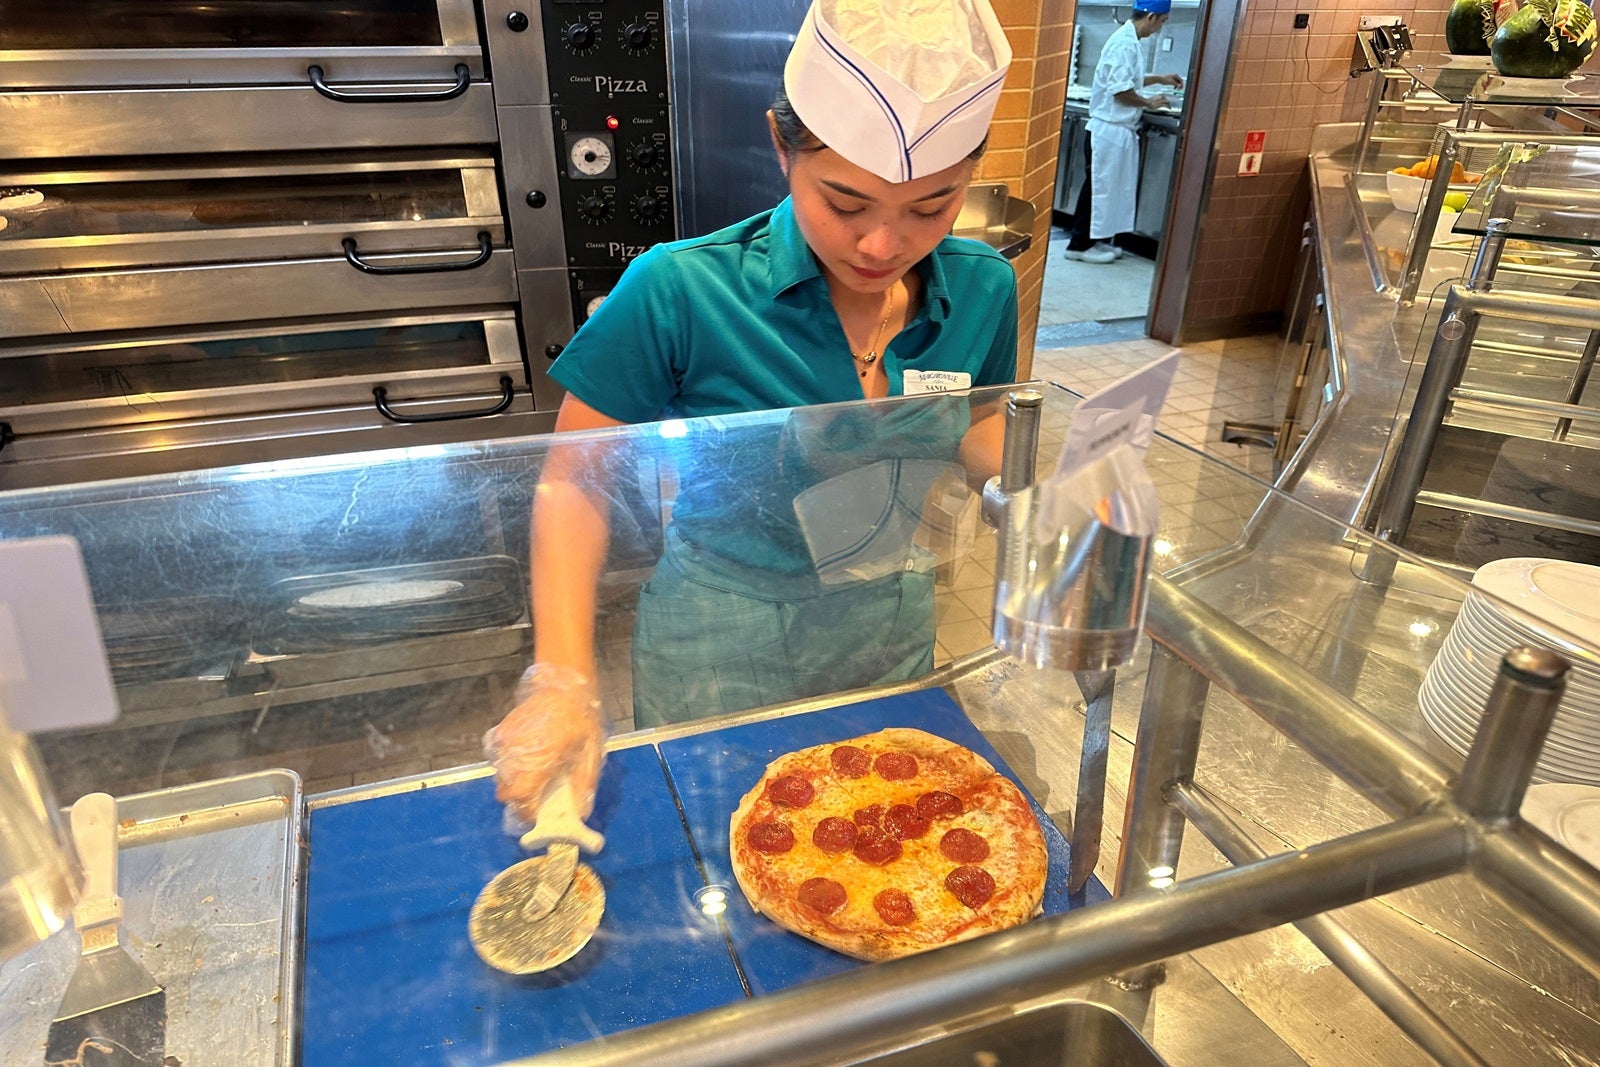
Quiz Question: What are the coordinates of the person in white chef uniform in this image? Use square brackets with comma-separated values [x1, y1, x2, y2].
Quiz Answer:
[1064, 0, 1182, 264]
[485, 0, 1019, 829]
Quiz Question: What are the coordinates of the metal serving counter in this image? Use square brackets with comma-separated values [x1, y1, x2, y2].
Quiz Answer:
[1, 383, 1598, 1065]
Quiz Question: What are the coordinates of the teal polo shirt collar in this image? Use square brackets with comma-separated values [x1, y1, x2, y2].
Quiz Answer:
[765, 197, 952, 324]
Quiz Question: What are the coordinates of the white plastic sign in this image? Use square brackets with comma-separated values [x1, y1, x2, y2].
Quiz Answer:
[0, 536, 119, 732]
[1053, 350, 1182, 478]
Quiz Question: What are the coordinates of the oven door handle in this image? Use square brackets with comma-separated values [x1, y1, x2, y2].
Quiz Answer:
[372, 376, 517, 424]
[309, 63, 472, 103]
[343, 231, 493, 275]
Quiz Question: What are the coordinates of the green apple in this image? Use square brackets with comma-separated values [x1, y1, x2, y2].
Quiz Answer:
[1443, 191, 1470, 211]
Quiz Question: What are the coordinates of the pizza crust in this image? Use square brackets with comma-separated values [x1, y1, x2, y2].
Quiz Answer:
[729, 727, 1047, 961]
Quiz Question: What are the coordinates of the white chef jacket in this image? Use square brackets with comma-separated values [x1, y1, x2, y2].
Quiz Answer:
[1088, 19, 1147, 128]
[1085, 18, 1147, 240]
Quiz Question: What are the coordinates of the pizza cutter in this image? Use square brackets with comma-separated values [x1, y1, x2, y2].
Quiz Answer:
[470, 782, 607, 974]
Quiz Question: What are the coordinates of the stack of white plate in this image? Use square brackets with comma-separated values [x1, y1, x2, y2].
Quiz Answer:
[1420, 558, 1600, 785]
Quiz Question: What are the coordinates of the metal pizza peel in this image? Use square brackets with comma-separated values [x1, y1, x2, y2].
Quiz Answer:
[470, 781, 607, 974]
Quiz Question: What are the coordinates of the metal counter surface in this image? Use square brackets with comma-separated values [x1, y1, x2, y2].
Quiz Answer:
[1289, 123, 1442, 526]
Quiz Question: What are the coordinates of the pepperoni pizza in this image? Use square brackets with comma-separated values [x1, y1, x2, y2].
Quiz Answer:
[728, 727, 1048, 961]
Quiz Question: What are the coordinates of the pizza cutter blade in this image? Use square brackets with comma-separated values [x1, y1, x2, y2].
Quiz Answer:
[514, 781, 605, 924]
[469, 860, 606, 974]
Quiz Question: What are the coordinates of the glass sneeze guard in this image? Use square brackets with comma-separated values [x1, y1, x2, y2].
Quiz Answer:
[0, 382, 1596, 1067]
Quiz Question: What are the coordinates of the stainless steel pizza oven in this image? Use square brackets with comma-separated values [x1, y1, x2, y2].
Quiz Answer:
[0, 0, 677, 488]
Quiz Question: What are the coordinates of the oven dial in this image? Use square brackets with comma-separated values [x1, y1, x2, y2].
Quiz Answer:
[578, 194, 616, 223]
[630, 193, 666, 224]
[563, 21, 599, 52]
[628, 140, 666, 172]
[620, 19, 656, 52]
[569, 135, 614, 177]
[585, 294, 610, 319]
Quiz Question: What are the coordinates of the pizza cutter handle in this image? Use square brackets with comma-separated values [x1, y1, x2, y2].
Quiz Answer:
[520, 780, 605, 855]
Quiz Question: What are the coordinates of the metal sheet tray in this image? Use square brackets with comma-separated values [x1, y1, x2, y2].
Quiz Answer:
[0, 770, 304, 1067]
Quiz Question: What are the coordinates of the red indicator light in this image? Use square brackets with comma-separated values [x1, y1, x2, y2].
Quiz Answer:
[606, 115, 620, 130]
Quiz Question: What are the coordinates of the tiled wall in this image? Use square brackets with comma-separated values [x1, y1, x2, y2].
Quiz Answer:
[1183, 0, 1451, 333]
[979, 0, 1074, 380]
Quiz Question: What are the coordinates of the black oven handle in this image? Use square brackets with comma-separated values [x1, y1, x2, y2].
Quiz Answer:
[343, 231, 493, 275]
[309, 63, 472, 103]
[372, 376, 516, 424]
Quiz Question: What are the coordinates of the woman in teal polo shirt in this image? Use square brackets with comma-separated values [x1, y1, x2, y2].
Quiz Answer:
[487, 0, 1018, 823]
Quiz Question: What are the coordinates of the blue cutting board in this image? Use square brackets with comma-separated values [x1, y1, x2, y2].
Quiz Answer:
[659, 688, 1108, 995]
[300, 744, 746, 1066]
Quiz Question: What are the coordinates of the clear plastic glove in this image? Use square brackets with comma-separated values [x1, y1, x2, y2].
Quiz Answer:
[483, 663, 605, 830]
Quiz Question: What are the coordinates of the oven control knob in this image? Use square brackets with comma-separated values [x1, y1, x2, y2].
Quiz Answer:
[579, 194, 614, 222]
[506, 11, 530, 32]
[630, 194, 665, 223]
[564, 22, 597, 51]
[622, 21, 655, 50]
[629, 141, 665, 171]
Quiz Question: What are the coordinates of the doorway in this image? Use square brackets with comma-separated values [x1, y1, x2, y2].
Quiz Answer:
[1039, 1, 1196, 347]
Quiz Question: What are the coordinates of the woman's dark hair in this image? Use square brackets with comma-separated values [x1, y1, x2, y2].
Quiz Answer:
[771, 86, 989, 162]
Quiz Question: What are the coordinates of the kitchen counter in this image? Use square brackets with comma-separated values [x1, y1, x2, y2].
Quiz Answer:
[1, 382, 1597, 1065]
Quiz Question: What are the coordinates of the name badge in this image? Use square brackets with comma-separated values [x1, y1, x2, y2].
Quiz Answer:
[902, 370, 972, 395]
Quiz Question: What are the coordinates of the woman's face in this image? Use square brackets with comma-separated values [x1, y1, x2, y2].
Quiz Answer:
[775, 129, 975, 297]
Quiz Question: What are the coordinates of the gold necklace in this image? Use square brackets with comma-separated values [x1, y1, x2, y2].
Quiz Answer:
[851, 286, 899, 379]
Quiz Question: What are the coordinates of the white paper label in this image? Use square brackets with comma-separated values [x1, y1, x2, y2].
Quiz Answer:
[903, 370, 972, 395]
[1053, 350, 1180, 477]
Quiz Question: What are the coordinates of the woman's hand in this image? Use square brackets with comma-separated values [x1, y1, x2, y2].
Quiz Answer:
[483, 664, 606, 825]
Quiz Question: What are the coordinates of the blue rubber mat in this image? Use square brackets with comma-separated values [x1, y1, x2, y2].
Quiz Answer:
[300, 744, 746, 1066]
[301, 690, 1110, 1061]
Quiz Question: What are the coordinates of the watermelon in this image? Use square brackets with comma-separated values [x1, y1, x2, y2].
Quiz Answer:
[1446, 0, 1495, 54]
[1491, 0, 1596, 77]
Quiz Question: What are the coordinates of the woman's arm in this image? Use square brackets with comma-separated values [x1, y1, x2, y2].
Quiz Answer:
[485, 393, 630, 824]
[531, 394, 631, 678]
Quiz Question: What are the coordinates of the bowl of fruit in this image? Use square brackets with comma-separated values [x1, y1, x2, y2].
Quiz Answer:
[1387, 156, 1481, 213]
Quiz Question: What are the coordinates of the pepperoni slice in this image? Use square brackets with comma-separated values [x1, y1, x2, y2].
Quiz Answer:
[915, 790, 964, 820]
[874, 752, 919, 781]
[765, 773, 815, 809]
[812, 816, 858, 854]
[883, 803, 930, 841]
[798, 877, 847, 915]
[939, 827, 990, 863]
[747, 820, 795, 854]
[873, 888, 916, 926]
[852, 825, 904, 866]
[945, 865, 996, 909]
[830, 745, 872, 778]
[852, 803, 884, 830]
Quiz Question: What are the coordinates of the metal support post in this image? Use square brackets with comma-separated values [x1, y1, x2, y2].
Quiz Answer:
[1554, 329, 1600, 441]
[1109, 644, 1210, 988]
[1455, 647, 1569, 818]
[1068, 669, 1116, 893]
[1465, 215, 1511, 291]
[1369, 283, 1481, 552]
[1399, 134, 1462, 304]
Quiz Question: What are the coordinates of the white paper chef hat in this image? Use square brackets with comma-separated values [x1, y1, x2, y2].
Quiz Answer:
[784, 0, 1013, 184]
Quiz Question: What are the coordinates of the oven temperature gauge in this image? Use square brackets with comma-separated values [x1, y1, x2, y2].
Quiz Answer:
[585, 294, 609, 319]
[568, 134, 615, 179]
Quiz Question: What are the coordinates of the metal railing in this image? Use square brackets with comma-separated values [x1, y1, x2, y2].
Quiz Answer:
[512, 571, 1600, 1067]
